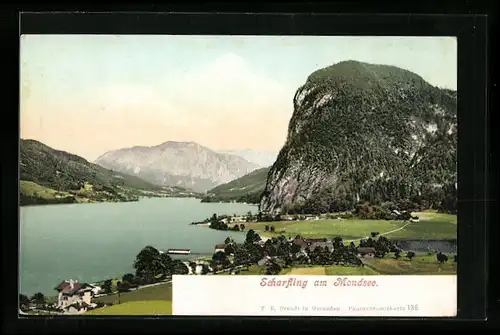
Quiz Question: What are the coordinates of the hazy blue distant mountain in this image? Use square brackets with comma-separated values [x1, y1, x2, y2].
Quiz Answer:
[95, 141, 260, 193]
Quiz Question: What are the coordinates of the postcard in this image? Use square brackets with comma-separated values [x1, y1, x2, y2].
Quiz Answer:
[19, 35, 457, 317]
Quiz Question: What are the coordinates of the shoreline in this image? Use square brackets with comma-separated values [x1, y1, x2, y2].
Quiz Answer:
[19, 195, 203, 207]
[20, 198, 254, 297]
[19, 198, 139, 207]
[23, 252, 214, 298]
[200, 199, 259, 205]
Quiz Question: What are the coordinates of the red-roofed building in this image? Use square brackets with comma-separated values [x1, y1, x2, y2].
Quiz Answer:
[214, 244, 226, 253]
[55, 279, 99, 313]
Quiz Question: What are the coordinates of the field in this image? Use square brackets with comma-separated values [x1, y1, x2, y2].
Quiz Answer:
[86, 300, 172, 316]
[94, 282, 172, 305]
[219, 265, 378, 276]
[85, 282, 173, 315]
[363, 254, 457, 275]
[220, 253, 456, 277]
[286, 267, 326, 275]
[243, 211, 457, 240]
[245, 219, 404, 240]
[324, 265, 379, 275]
[20, 180, 72, 200]
[387, 212, 457, 239]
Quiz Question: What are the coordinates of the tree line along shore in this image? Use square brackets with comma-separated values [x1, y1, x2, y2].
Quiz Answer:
[194, 201, 457, 241]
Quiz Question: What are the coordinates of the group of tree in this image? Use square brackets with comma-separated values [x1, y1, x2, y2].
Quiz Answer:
[200, 192, 261, 205]
[207, 213, 246, 231]
[235, 192, 262, 205]
[212, 228, 460, 278]
[289, 190, 355, 215]
[392, 248, 457, 264]
[244, 229, 262, 244]
[265, 259, 283, 275]
[212, 250, 231, 269]
[280, 185, 456, 217]
[359, 235, 397, 258]
[354, 203, 392, 220]
[264, 225, 276, 233]
[303, 237, 363, 267]
[231, 231, 364, 269]
[132, 246, 189, 285]
[19, 292, 46, 311]
[100, 273, 142, 296]
[101, 246, 212, 295]
[208, 213, 230, 230]
[246, 211, 283, 223]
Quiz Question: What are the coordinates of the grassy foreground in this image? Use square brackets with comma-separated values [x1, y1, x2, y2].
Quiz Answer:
[243, 211, 456, 240]
[86, 256, 455, 315]
[363, 254, 457, 275]
[20, 180, 74, 200]
[220, 253, 456, 277]
[85, 282, 173, 315]
[94, 282, 172, 305]
[86, 300, 172, 316]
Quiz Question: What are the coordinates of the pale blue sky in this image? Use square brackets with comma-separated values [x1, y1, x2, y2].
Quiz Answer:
[20, 35, 457, 161]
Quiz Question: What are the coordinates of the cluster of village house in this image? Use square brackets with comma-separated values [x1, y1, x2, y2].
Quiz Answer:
[41, 236, 379, 315]
[213, 235, 378, 270]
[214, 208, 425, 266]
[218, 214, 322, 225]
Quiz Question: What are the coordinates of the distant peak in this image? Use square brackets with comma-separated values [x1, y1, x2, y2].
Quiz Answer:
[336, 59, 363, 65]
[306, 59, 428, 88]
[157, 141, 200, 148]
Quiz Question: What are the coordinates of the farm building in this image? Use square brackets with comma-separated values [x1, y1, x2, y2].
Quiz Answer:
[214, 244, 226, 253]
[230, 216, 246, 223]
[357, 247, 376, 258]
[292, 237, 329, 251]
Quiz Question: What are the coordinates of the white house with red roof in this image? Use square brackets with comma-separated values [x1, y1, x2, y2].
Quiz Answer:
[54, 279, 100, 314]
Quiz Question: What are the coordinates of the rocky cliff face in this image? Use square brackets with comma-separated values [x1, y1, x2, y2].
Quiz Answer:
[95, 141, 260, 192]
[260, 60, 457, 214]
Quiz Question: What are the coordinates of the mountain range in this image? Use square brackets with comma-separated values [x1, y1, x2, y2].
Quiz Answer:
[94, 142, 261, 193]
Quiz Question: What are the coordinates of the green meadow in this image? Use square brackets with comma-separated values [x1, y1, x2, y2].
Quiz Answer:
[243, 211, 456, 240]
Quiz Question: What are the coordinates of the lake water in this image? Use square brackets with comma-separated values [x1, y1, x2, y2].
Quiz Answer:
[19, 197, 257, 296]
